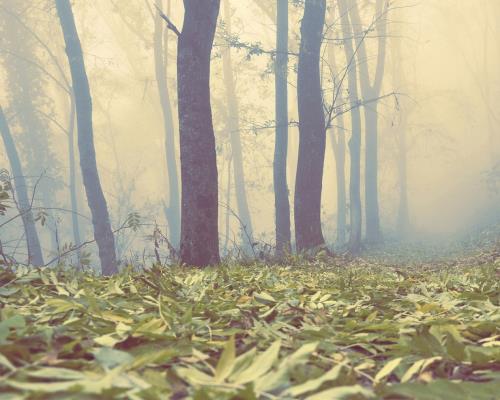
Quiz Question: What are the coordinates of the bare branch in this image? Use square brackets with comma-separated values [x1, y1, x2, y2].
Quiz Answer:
[154, 3, 181, 37]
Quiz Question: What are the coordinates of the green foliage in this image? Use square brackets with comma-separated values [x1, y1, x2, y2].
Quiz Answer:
[0, 263, 498, 399]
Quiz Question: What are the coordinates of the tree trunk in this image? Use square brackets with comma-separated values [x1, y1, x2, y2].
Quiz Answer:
[349, 0, 387, 244]
[56, 0, 118, 276]
[0, 105, 44, 266]
[397, 113, 410, 234]
[177, 0, 221, 266]
[222, 0, 254, 247]
[390, 13, 411, 235]
[154, 2, 181, 249]
[274, 0, 291, 255]
[67, 92, 82, 259]
[327, 8, 347, 246]
[294, 0, 327, 253]
[223, 156, 232, 254]
[338, 0, 362, 253]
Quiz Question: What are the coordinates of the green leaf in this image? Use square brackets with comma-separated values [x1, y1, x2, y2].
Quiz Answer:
[305, 384, 375, 400]
[254, 292, 277, 305]
[0, 353, 15, 371]
[231, 340, 281, 384]
[26, 367, 86, 381]
[284, 364, 344, 397]
[215, 336, 236, 382]
[93, 347, 134, 369]
[374, 357, 403, 382]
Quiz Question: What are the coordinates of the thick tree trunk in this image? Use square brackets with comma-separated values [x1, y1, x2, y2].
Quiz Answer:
[349, 0, 387, 244]
[0, 106, 44, 266]
[294, 0, 327, 253]
[222, 0, 254, 247]
[67, 92, 82, 258]
[338, 0, 362, 253]
[154, 4, 181, 248]
[56, 0, 118, 276]
[177, 0, 221, 266]
[274, 0, 291, 255]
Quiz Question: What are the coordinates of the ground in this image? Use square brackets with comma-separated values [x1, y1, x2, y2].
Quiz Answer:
[0, 242, 499, 399]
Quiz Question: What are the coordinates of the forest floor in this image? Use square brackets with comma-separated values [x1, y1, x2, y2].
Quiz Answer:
[0, 231, 499, 399]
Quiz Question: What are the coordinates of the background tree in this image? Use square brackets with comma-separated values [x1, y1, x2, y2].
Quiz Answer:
[337, 0, 363, 253]
[349, 0, 388, 243]
[222, 0, 254, 247]
[274, 0, 292, 255]
[56, 0, 118, 276]
[0, 106, 44, 266]
[154, 1, 181, 248]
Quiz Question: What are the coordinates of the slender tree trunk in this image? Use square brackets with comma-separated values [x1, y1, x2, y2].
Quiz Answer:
[0, 106, 44, 266]
[390, 13, 411, 236]
[349, 0, 387, 244]
[56, 0, 118, 276]
[177, 0, 221, 266]
[330, 117, 347, 245]
[364, 104, 381, 242]
[338, 0, 362, 253]
[295, 0, 327, 253]
[67, 92, 82, 258]
[154, 2, 181, 248]
[222, 0, 254, 246]
[397, 113, 410, 234]
[327, 8, 347, 246]
[223, 156, 232, 254]
[274, 0, 291, 255]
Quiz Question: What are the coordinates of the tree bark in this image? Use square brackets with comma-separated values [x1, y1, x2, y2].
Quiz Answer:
[222, 0, 254, 247]
[349, 0, 387, 244]
[0, 105, 44, 266]
[338, 0, 363, 253]
[154, 2, 181, 249]
[177, 0, 221, 266]
[56, 0, 118, 275]
[274, 0, 291, 255]
[294, 0, 327, 253]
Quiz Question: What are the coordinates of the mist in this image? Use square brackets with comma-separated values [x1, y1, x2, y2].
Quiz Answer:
[1, 0, 499, 269]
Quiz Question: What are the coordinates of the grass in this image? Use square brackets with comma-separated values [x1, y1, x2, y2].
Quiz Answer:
[0, 261, 499, 399]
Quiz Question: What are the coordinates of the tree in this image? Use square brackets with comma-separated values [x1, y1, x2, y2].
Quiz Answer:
[154, 1, 181, 248]
[0, 3, 62, 256]
[0, 106, 44, 266]
[326, 4, 347, 246]
[176, 0, 221, 266]
[274, 0, 292, 255]
[338, 0, 363, 253]
[222, 0, 254, 246]
[294, 0, 327, 252]
[349, 0, 388, 243]
[67, 92, 82, 258]
[55, 0, 118, 276]
[390, 5, 411, 235]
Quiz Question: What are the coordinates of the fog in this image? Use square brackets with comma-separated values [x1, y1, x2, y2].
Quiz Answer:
[1, 0, 499, 268]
